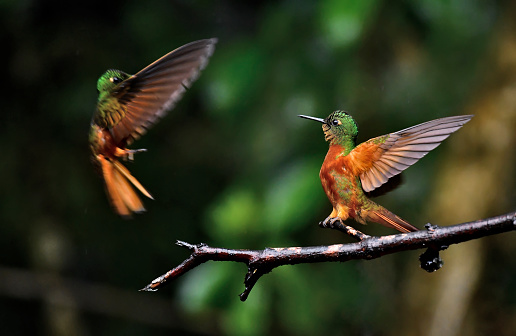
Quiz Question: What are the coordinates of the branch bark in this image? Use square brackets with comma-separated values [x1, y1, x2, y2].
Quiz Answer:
[141, 212, 516, 301]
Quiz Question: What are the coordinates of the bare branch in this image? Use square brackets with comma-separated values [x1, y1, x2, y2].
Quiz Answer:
[141, 212, 516, 301]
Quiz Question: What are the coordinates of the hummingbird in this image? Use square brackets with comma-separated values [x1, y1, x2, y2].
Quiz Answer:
[299, 111, 473, 233]
[90, 38, 217, 217]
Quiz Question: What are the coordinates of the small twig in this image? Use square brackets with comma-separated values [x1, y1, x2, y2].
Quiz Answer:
[319, 220, 371, 241]
[141, 212, 516, 301]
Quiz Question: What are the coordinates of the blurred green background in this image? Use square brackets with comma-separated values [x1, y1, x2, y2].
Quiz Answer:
[2, 0, 516, 335]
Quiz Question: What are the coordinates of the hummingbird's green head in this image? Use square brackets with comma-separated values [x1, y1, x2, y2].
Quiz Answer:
[96, 69, 130, 93]
[298, 110, 358, 145]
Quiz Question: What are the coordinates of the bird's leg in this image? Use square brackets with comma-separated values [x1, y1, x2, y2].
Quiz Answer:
[319, 216, 370, 241]
[115, 147, 147, 161]
[124, 148, 147, 161]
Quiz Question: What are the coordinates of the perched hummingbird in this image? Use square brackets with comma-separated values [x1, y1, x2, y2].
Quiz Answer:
[299, 111, 473, 233]
[90, 38, 217, 217]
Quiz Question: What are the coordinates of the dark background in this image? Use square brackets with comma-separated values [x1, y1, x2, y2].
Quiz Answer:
[2, 1, 516, 335]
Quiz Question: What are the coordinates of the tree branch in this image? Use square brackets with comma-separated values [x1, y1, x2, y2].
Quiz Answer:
[141, 212, 516, 301]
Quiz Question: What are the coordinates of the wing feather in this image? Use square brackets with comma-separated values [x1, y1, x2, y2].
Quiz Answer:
[111, 38, 217, 145]
[359, 115, 473, 192]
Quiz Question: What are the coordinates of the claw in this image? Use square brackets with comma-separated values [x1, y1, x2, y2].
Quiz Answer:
[115, 147, 147, 161]
[125, 148, 147, 161]
[319, 216, 331, 228]
[319, 216, 343, 229]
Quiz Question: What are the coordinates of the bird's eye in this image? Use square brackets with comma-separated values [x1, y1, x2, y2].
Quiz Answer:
[331, 119, 340, 126]
[110, 76, 122, 84]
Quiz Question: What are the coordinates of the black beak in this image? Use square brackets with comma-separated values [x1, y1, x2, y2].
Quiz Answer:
[298, 115, 326, 123]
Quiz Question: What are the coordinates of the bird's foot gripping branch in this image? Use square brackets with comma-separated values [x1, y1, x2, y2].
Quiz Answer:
[141, 212, 516, 301]
[318, 218, 371, 241]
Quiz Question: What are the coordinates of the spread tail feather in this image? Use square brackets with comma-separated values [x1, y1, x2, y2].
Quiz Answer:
[98, 155, 153, 217]
[368, 207, 418, 233]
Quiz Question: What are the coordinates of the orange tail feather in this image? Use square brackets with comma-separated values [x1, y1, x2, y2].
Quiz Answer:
[98, 155, 152, 217]
[368, 207, 418, 233]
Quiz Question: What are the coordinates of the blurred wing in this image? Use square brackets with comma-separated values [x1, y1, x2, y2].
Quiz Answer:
[359, 115, 473, 192]
[111, 38, 217, 145]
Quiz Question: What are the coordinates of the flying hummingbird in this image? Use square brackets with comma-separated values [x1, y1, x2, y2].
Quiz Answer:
[90, 38, 217, 217]
[299, 111, 473, 233]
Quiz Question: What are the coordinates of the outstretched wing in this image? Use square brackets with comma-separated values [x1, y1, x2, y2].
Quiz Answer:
[357, 115, 473, 192]
[110, 38, 217, 145]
